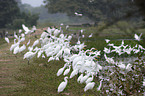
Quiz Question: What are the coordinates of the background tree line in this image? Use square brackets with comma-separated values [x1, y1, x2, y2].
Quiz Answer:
[0, 0, 39, 29]
[44, 0, 145, 27]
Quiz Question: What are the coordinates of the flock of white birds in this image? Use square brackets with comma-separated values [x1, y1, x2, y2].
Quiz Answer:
[4, 24, 145, 94]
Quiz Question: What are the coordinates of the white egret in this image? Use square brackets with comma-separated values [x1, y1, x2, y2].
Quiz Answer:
[5, 37, 9, 43]
[19, 44, 26, 53]
[70, 69, 78, 78]
[27, 39, 31, 46]
[57, 77, 68, 93]
[32, 39, 39, 47]
[48, 57, 55, 62]
[10, 42, 20, 51]
[66, 25, 69, 29]
[54, 29, 60, 36]
[97, 80, 103, 91]
[23, 50, 38, 64]
[13, 45, 19, 54]
[63, 65, 71, 76]
[19, 29, 22, 33]
[134, 33, 142, 41]
[84, 82, 95, 92]
[105, 39, 110, 43]
[85, 75, 94, 84]
[63, 48, 71, 56]
[57, 64, 67, 76]
[88, 33, 93, 38]
[77, 74, 83, 83]
[75, 12, 82, 16]
[14, 32, 18, 39]
[80, 73, 90, 84]
[22, 24, 31, 34]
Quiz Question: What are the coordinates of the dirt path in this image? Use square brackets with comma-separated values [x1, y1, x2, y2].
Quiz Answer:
[0, 27, 46, 96]
[0, 42, 25, 96]
[0, 28, 45, 96]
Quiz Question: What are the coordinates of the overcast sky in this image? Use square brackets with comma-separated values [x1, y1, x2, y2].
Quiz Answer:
[21, 0, 44, 7]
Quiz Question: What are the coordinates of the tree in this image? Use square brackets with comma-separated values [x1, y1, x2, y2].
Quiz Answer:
[44, 0, 145, 24]
[0, 0, 20, 28]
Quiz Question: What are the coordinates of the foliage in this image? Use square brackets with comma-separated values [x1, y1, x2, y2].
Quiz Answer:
[0, 0, 20, 28]
[0, 0, 39, 29]
[44, 0, 143, 23]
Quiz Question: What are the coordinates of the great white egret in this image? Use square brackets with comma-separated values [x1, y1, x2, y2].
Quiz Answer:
[57, 64, 67, 76]
[88, 33, 93, 38]
[77, 74, 83, 83]
[63, 65, 71, 76]
[5, 37, 9, 43]
[80, 73, 90, 84]
[97, 80, 103, 91]
[85, 74, 94, 84]
[134, 33, 142, 41]
[19, 44, 26, 53]
[13, 45, 19, 54]
[84, 82, 95, 92]
[58, 76, 68, 93]
[70, 69, 78, 78]
[23, 50, 38, 64]
[32, 39, 39, 47]
[74, 12, 82, 16]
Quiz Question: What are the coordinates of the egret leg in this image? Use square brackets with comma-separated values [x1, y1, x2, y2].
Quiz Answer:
[28, 60, 30, 65]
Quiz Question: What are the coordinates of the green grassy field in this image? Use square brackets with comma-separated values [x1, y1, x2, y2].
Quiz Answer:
[0, 24, 144, 96]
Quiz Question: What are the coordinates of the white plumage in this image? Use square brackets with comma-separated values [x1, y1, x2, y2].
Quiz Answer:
[58, 77, 68, 93]
[134, 33, 142, 41]
[5, 37, 9, 43]
[88, 33, 93, 38]
[57, 65, 66, 76]
[77, 74, 83, 83]
[23, 51, 37, 63]
[63, 66, 71, 76]
[32, 39, 39, 47]
[84, 82, 95, 92]
[22, 24, 31, 34]
[75, 12, 82, 16]
[80, 74, 90, 84]
[69, 69, 78, 78]
[13, 45, 19, 54]
[19, 44, 26, 53]
[85, 75, 94, 84]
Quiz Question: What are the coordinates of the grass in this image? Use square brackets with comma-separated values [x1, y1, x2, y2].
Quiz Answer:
[0, 24, 144, 96]
[14, 58, 100, 96]
[0, 38, 26, 96]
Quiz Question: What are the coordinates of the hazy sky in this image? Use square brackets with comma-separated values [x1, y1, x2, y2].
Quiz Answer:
[21, 0, 44, 7]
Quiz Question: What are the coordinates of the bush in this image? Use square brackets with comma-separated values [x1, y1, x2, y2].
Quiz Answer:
[6, 19, 25, 29]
